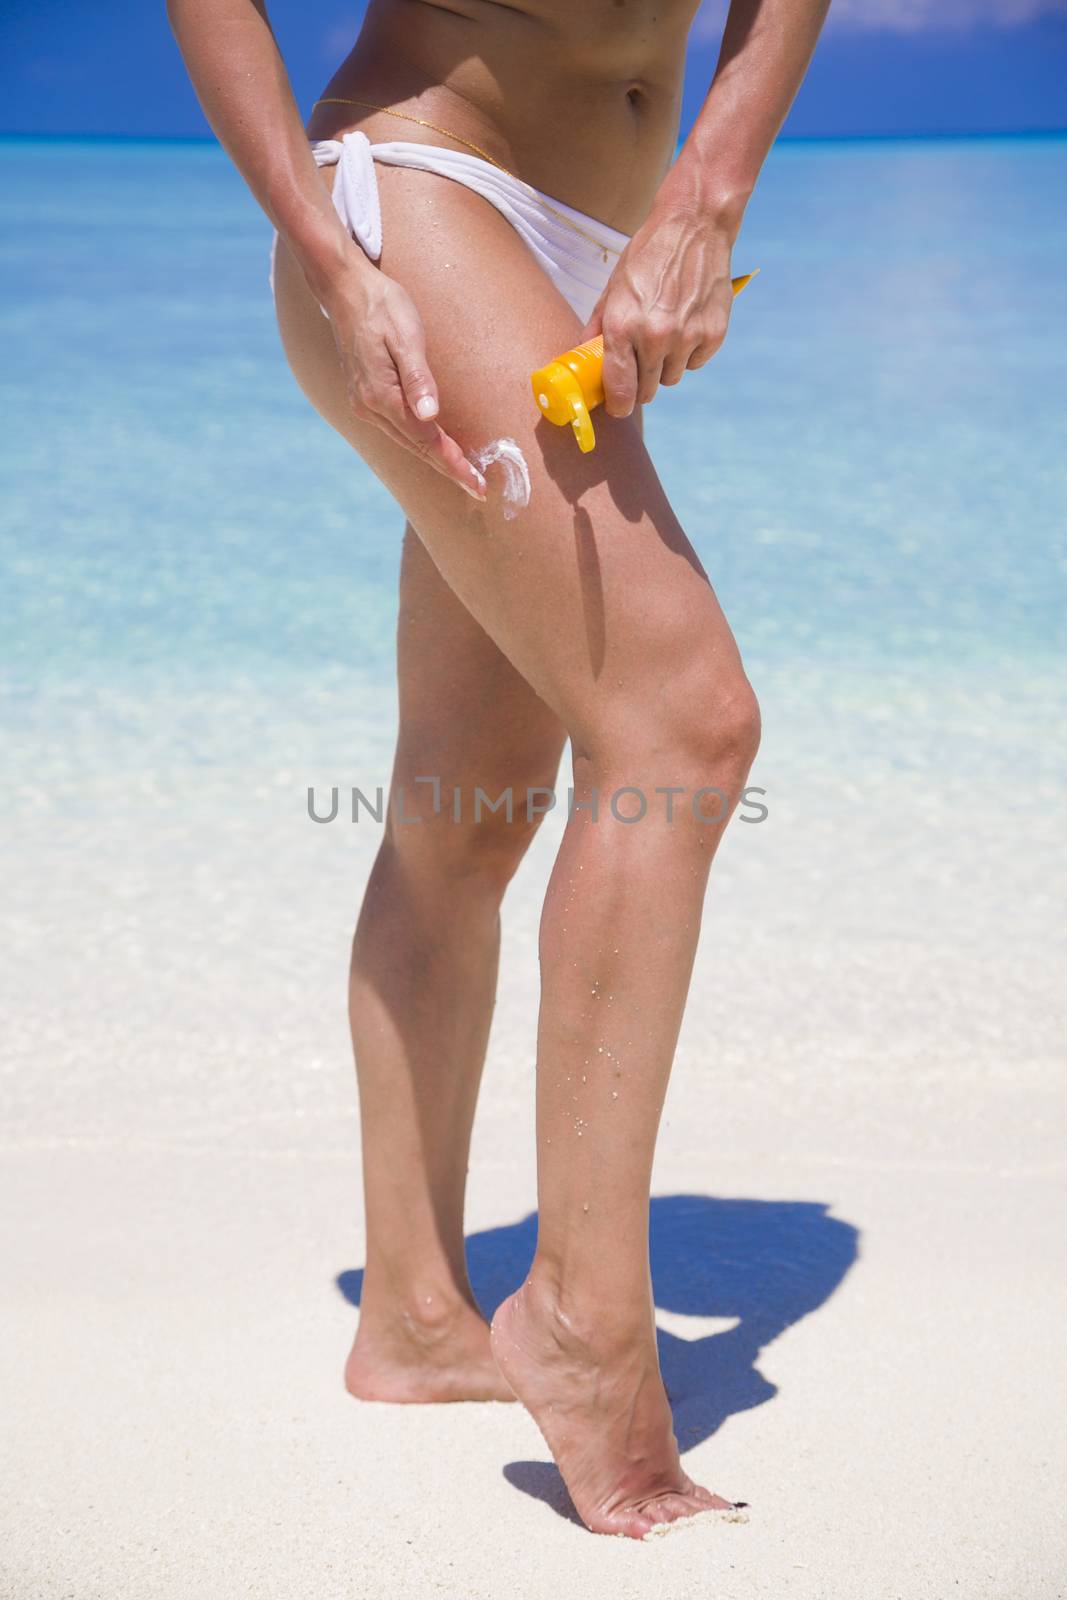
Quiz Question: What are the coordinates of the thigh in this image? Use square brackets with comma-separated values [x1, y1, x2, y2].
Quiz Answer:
[393, 518, 566, 800]
[273, 163, 747, 760]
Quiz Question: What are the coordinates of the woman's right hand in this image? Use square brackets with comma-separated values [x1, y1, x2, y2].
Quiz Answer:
[317, 257, 487, 502]
[165, 0, 485, 498]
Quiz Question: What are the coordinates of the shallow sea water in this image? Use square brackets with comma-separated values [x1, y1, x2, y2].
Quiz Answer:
[0, 133, 1064, 1148]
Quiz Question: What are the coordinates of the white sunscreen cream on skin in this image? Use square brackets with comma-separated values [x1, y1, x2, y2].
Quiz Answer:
[470, 438, 532, 520]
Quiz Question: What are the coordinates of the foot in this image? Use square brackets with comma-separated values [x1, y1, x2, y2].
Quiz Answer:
[490, 1272, 739, 1538]
[345, 1293, 515, 1404]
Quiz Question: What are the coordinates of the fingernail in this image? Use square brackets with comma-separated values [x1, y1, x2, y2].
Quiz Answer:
[415, 396, 436, 420]
[462, 481, 485, 502]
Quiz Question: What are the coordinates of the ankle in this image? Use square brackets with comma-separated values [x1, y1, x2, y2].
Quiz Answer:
[521, 1255, 655, 1352]
[359, 1272, 483, 1339]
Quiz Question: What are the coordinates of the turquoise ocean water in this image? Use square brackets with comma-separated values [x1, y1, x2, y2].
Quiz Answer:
[0, 132, 1064, 1174]
[0, 137, 1062, 707]
[2, 134, 1064, 699]
[1, 136, 1065, 1106]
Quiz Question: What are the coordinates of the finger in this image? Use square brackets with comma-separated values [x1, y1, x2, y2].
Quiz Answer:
[384, 334, 486, 498]
[601, 322, 639, 418]
[354, 380, 486, 501]
[686, 339, 721, 372]
[366, 408, 428, 456]
[635, 348, 666, 407]
[686, 307, 731, 372]
[386, 405, 488, 501]
[661, 344, 697, 387]
[391, 330, 441, 423]
[576, 294, 605, 348]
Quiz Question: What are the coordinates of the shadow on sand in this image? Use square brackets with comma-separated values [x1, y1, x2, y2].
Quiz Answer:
[337, 1193, 859, 1524]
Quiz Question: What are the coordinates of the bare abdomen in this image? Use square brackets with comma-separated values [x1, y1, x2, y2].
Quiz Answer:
[311, 0, 700, 232]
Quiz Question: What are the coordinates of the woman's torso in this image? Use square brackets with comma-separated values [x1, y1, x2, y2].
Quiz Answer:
[307, 0, 703, 233]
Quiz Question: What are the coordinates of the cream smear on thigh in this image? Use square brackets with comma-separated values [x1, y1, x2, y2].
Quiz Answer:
[470, 438, 532, 520]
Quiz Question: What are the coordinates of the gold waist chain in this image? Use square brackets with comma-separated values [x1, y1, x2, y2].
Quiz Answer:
[311, 96, 621, 263]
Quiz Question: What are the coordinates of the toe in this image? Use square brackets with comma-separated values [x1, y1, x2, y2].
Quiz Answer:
[660, 1492, 708, 1523]
[599, 1509, 655, 1540]
[691, 1484, 737, 1511]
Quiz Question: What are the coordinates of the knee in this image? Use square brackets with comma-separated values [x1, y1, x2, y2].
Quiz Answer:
[590, 668, 761, 795]
[693, 673, 762, 780]
[657, 676, 761, 818]
[386, 776, 549, 899]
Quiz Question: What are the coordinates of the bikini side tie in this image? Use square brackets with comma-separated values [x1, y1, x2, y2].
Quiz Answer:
[310, 132, 383, 262]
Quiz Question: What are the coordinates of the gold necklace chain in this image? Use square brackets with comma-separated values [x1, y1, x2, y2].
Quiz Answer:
[311, 96, 620, 261]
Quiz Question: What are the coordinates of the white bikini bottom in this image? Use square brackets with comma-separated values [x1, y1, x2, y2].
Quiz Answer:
[268, 130, 630, 324]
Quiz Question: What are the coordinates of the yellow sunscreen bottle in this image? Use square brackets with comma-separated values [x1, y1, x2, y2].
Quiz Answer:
[530, 271, 759, 453]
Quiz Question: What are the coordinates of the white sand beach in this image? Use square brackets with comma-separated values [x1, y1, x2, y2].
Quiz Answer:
[3, 653, 1065, 1599]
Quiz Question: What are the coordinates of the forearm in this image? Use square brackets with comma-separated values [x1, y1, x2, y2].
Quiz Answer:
[664, 0, 831, 234]
[166, 0, 359, 296]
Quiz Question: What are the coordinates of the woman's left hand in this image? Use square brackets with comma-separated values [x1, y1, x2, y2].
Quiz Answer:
[580, 204, 737, 418]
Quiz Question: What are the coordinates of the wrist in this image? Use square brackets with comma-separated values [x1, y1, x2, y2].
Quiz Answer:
[658, 169, 751, 242]
[699, 183, 751, 242]
[660, 140, 755, 241]
[288, 220, 374, 306]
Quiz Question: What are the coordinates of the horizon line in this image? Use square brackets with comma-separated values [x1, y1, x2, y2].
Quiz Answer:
[1, 126, 1065, 149]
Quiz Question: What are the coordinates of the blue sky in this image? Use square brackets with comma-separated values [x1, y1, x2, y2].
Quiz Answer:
[1, 0, 1065, 141]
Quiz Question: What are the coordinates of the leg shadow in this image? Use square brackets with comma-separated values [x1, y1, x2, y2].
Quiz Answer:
[336, 1192, 859, 1519]
[647, 1195, 859, 1447]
